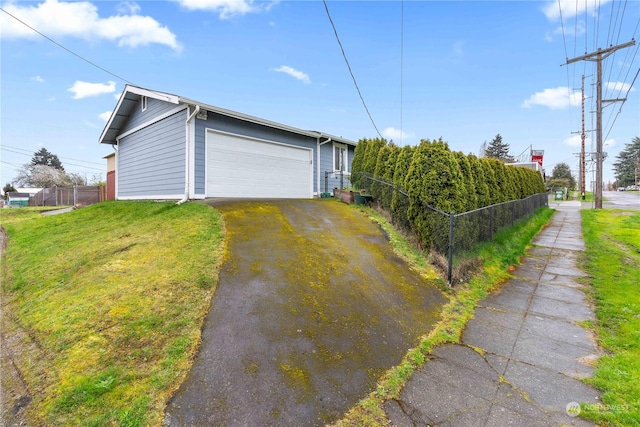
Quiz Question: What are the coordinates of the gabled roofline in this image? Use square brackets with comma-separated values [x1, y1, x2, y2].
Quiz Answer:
[180, 95, 357, 146]
[99, 85, 180, 144]
[99, 85, 357, 147]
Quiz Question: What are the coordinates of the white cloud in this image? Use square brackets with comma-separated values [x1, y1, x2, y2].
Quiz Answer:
[68, 80, 116, 99]
[1, 0, 181, 51]
[563, 134, 588, 147]
[117, 1, 141, 15]
[382, 127, 413, 142]
[521, 87, 581, 109]
[176, 0, 269, 19]
[605, 81, 636, 93]
[604, 138, 616, 148]
[273, 65, 310, 84]
[99, 111, 112, 121]
[543, 0, 612, 21]
[547, 21, 585, 41]
[31, 75, 44, 83]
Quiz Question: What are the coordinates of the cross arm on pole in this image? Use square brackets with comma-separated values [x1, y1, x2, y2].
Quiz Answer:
[566, 40, 635, 64]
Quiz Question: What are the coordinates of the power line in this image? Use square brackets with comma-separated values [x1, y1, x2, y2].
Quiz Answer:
[1, 146, 104, 166]
[0, 7, 133, 85]
[400, 0, 404, 145]
[322, 0, 383, 140]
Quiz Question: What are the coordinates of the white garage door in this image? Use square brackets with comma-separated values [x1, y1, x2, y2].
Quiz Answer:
[206, 130, 313, 198]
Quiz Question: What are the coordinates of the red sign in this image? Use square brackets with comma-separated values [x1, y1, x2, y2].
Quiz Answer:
[531, 150, 544, 167]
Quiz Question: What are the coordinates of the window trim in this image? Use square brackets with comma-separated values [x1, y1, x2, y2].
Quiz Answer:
[333, 142, 348, 172]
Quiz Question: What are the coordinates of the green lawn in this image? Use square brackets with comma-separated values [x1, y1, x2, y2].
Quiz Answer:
[581, 209, 640, 425]
[1, 202, 224, 426]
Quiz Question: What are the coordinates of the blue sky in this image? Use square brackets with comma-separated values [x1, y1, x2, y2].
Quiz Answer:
[2, 0, 639, 188]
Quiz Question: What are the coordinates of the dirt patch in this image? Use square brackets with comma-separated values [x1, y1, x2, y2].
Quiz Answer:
[164, 200, 445, 426]
[1, 227, 33, 427]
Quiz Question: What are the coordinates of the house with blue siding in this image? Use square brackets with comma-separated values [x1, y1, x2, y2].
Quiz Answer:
[99, 85, 356, 200]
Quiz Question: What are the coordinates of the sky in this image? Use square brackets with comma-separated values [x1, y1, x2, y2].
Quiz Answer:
[1, 0, 639, 189]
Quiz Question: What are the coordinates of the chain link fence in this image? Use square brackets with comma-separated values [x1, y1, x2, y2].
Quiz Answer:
[358, 173, 548, 284]
[322, 171, 353, 195]
[29, 186, 104, 207]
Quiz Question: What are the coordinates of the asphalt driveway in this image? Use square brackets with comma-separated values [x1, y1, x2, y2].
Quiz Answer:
[164, 199, 445, 426]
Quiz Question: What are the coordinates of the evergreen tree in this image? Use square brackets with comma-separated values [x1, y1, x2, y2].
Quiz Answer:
[370, 144, 392, 201]
[405, 139, 465, 250]
[379, 144, 400, 210]
[613, 136, 640, 187]
[390, 145, 415, 229]
[551, 162, 576, 189]
[467, 154, 491, 208]
[452, 151, 478, 212]
[350, 138, 369, 189]
[31, 147, 65, 171]
[3, 183, 16, 199]
[361, 138, 387, 189]
[484, 134, 514, 163]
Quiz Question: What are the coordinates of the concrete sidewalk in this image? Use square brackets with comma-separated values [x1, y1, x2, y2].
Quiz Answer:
[385, 201, 601, 426]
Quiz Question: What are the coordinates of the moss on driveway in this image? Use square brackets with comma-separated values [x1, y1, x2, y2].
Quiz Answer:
[164, 199, 445, 426]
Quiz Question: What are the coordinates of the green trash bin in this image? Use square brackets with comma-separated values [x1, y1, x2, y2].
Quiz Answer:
[554, 191, 564, 200]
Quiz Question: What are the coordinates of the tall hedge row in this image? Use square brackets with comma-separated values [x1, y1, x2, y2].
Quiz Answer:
[351, 137, 546, 249]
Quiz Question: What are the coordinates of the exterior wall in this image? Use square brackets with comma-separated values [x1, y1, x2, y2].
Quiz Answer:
[106, 170, 115, 200]
[319, 143, 355, 192]
[117, 110, 186, 199]
[122, 97, 179, 134]
[194, 112, 319, 194]
[105, 154, 116, 171]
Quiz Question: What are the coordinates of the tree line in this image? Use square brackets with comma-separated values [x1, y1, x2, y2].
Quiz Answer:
[3, 148, 99, 197]
[350, 137, 546, 249]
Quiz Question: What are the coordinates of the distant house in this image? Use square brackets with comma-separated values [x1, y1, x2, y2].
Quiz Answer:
[104, 153, 116, 200]
[6, 192, 30, 207]
[99, 85, 356, 200]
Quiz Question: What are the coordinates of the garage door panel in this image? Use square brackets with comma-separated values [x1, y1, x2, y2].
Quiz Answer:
[207, 131, 312, 198]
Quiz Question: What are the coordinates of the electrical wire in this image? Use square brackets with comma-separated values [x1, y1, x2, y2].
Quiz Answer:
[322, 0, 383, 139]
[400, 0, 404, 145]
[0, 7, 133, 85]
[2, 145, 105, 166]
[1, 147, 105, 171]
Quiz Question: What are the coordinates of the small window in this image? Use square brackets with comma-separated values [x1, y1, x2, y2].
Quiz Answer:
[333, 143, 348, 172]
[141, 96, 147, 112]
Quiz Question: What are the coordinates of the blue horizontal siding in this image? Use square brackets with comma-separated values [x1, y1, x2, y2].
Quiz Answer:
[122, 97, 179, 134]
[118, 110, 186, 198]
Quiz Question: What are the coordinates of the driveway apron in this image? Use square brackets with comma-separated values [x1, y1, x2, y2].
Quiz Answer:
[164, 199, 445, 426]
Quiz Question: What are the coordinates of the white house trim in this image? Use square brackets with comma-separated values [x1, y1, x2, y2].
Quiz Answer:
[116, 105, 187, 142]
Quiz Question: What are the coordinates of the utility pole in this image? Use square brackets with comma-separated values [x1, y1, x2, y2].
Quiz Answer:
[580, 75, 586, 200]
[566, 40, 635, 209]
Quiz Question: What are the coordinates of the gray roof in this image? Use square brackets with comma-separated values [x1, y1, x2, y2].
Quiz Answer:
[99, 85, 356, 146]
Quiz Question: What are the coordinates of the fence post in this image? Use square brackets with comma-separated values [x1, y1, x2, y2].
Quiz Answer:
[490, 206, 494, 241]
[447, 213, 454, 285]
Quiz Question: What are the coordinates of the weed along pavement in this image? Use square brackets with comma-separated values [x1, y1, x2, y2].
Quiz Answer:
[386, 201, 601, 426]
[163, 199, 445, 426]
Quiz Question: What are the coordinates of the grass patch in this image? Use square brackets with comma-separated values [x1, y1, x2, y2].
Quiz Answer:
[331, 205, 554, 426]
[1, 201, 225, 426]
[580, 209, 640, 425]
